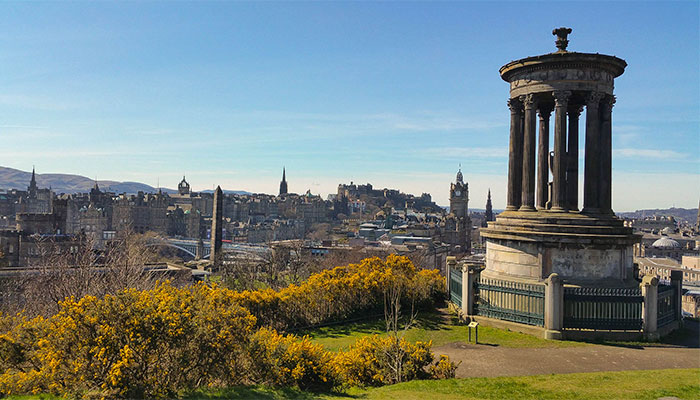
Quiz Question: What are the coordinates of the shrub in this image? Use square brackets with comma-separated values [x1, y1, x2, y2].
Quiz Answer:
[0, 256, 451, 397]
[237, 255, 445, 330]
[247, 328, 340, 391]
[334, 335, 434, 386]
[0, 283, 257, 398]
[429, 355, 460, 379]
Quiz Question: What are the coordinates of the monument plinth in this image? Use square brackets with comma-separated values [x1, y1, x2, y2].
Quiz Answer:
[481, 28, 640, 286]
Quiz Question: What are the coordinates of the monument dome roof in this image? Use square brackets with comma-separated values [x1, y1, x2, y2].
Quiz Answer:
[652, 237, 681, 249]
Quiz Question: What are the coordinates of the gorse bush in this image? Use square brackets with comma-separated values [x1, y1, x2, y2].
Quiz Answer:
[334, 335, 434, 386]
[247, 328, 340, 391]
[1, 283, 257, 398]
[232, 254, 445, 330]
[0, 256, 453, 398]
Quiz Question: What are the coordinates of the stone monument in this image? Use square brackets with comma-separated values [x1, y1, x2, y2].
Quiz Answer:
[210, 186, 223, 264]
[480, 28, 640, 286]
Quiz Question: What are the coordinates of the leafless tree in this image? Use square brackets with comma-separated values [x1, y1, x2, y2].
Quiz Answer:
[382, 273, 417, 384]
[2, 231, 179, 317]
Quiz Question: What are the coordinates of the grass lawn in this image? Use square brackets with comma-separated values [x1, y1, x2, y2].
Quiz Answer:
[179, 368, 700, 399]
[9, 369, 698, 399]
[298, 308, 585, 351]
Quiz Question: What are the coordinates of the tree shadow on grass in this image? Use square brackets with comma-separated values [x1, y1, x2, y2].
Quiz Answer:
[183, 386, 360, 400]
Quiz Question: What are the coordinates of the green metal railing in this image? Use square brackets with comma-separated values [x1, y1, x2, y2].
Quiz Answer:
[474, 277, 545, 326]
[563, 287, 642, 331]
[449, 267, 462, 308]
[657, 284, 677, 328]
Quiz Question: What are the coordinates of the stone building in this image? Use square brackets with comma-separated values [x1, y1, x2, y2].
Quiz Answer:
[442, 169, 471, 254]
[178, 176, 191, 196]
[112, 192, 168, 234]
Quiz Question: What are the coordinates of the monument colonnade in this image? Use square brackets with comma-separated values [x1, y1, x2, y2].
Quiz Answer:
[505, 90, 615, 215]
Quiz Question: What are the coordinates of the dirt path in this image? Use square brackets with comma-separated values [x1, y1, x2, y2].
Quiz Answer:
[433, 342, 700, 378]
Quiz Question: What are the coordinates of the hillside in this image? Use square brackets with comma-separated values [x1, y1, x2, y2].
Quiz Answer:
[0, 166, 249, 195]
[617, 207, 699, 224]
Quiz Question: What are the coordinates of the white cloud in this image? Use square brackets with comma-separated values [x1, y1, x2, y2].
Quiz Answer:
[422, 147, 507, 159]
[613, 148, 688, 159]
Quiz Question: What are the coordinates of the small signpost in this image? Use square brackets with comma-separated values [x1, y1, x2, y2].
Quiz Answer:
[468, 321, 479, 343]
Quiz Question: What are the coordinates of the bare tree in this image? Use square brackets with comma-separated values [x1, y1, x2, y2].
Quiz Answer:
[382, 275, 417, 384]
[3, 231, 176, 317]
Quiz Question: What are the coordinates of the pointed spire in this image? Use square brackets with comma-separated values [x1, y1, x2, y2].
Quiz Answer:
[279, 167, 288, 196]
[28, 165, 38, 198]
[485, 188, 494, 222]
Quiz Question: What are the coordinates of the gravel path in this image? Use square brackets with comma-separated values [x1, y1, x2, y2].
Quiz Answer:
[433, 342, 700, 378]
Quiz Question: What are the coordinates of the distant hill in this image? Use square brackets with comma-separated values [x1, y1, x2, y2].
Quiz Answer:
[617, 208, 699, 224]
[0, 166, 250, 196]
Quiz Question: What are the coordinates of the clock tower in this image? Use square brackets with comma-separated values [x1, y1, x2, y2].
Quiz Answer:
[450, 169, 468, 219]
[445, 168, 471, 254]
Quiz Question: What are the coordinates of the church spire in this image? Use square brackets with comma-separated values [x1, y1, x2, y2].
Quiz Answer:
[485, 188, 494, 222]
[279, 167, 288, 196]
[28, 166, 38, 199]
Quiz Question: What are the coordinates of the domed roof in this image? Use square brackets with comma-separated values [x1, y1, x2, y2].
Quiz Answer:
[652, 236, 681, 249]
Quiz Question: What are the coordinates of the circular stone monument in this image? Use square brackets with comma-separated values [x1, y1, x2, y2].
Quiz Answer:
[480, 28, 640, 286]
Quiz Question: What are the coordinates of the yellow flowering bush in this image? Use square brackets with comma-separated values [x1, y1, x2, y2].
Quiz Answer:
[429, 354, 460, 380]
[0, 283, 257, 398]
[334, 335, 434, 386]
[0, 256, 451, 397]
[247, 328, 340, 391]
[240, 255, 445, 330]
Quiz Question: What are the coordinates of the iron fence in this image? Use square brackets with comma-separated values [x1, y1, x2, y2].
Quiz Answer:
[657, 283, 677, 328]
[474, 276, 545, 326]
[563, 287, 642, 331]
[449, 267, 462, 308]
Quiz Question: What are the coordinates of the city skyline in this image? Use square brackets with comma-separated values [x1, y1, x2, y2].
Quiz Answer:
[2, 2, 698, 210]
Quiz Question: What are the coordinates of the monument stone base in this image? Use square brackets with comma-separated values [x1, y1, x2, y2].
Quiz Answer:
[481, 210, 640, 286]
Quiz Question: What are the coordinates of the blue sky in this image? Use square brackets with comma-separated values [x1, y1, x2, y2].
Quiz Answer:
[1, 1, 698, 211]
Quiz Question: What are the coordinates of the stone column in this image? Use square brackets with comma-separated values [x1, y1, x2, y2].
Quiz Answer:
[640, 275, 659, 340]
[520, 94, 537, 211]
[671, 270, 683, 326]
[582, 92, 605, 214]
[506, 98, 523, 211]
[446, 256, 456, 295]
[536, 104, 552, 210]
[544, 273, 563, 339]
[210, 185, 223, 265]
[600, 96, 615, 215]
[566, 105, 583, 211]
[465, 265, 482, 315]
[551, 91, 571, 212]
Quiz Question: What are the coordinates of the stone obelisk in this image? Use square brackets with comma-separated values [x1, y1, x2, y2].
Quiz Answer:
[210, 186, 223, 265]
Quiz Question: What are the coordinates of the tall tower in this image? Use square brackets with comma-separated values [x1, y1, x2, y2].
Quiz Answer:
[28, 166, 38, 199]
[450, 169, 468, 218]
[279, 167, 288, 196]
[448, 168, 471, 254]
[485, 189, 494, 222]
[210, 186, 223, 265]
[178, 176, 191, 195]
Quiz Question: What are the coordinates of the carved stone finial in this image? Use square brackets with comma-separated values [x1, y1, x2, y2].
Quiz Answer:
[552, 27, 573, 52]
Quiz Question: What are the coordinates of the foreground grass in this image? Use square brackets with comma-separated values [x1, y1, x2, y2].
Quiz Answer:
[9, 369, 699, 399]
[181, 369, 700, 399]
[299, 309, 584, 351]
